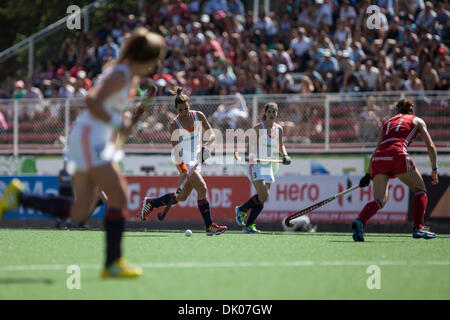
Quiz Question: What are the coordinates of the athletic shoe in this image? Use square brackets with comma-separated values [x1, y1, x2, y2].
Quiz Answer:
[0, 178, 24, 220]
[101, 258, 142, 278]
[140, 197, 153, 221]
[413, 226, 437, 239]
[235, 206, 247, 227]
[243, 224, 261, 234]
[206, 222, 228, 236]
[352, 219, 364, 242]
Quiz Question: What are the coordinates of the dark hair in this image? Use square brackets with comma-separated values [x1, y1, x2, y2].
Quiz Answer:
[262, 102, 278, 121]
[169, 86, 189, 109]
[395, 98, 414, 114]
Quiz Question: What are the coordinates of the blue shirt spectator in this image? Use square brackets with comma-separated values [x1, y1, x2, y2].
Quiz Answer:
[98, 37, 120, 60]
[228, 0, 245, 17]
[317, 50, 339, 76]
[203, 0, 229, 15]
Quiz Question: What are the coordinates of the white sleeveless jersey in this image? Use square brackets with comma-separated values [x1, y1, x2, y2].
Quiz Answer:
[257, 121, 281, 160]
[247, 122, 281, 183]
[173, 111, 202, 167]
[65, 64, 133, 171]
[74, 64, 132, 129]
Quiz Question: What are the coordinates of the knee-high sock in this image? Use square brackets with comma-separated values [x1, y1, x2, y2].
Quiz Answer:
[104, 207, 125, 266]
[357, 200, 382, 226]
[150, 192, 177, 208]
[239, 195, 262, 213]
[246, 203, 264, 227]
[413, 191, 427, 229]
[198, 199, 213, 228]
[18, 193, 72, 219]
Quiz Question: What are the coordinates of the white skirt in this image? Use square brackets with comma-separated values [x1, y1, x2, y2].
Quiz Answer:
[65, 121, 123, 173]
[247, 163, 275, 184]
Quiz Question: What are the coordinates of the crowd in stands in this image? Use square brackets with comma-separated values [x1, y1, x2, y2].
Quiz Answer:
[0, 0, 449, 144]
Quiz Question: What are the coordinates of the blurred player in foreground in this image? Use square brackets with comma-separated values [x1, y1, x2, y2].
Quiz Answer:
[235, 102, 291, 234]
[354, 98, 439, 241]
[140, 87, 228, 236]
[0, 27, 166, 277]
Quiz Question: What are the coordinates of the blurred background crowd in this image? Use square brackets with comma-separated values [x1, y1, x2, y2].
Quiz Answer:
[1, 0, 449, 101]
[0, 0, 449, 144]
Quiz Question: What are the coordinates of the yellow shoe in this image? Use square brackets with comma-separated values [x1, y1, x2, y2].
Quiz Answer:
[101, 258, 142, 278]
[0, 178, 24, 220]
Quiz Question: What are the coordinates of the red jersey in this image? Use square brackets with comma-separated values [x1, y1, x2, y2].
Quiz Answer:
[376, 114, 418, 154]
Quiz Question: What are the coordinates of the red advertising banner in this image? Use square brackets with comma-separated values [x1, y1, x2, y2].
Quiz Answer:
[125, 176, 251, 221]
[260, 176, 409, 224]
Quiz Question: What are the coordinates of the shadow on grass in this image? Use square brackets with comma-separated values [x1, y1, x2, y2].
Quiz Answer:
[0, 278, 54, 285]
[123, 234, 169, 238]
[329, 240, 409, 243]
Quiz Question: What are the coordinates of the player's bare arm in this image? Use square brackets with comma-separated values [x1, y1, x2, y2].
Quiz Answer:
[197, 111, 215, 147]
[278, 125, 291, 164]
[414, 117, 438, 185]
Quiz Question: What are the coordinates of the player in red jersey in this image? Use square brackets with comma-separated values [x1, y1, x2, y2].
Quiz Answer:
[353, 98, 439, 241]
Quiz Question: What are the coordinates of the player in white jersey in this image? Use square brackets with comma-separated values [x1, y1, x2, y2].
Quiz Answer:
[141, 87, 228, 236]
[0, 27, 166, 278]
[235, 102, 291, 233]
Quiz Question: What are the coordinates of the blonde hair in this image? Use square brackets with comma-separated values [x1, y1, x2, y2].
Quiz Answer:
[104, 27, 166, 70]
[169, 86, 190, 109]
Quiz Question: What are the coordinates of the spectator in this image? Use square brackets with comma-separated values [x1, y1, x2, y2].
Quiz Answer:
[421, 61, 440, 90]
[0, 109, 8, 132]
[356, 105, 381, 143]
[58, 77, 75, 98]
[333, 18, 352, 50]
[98, 36, 120, 60]
[359, 60, 379, 91]
[24, 80, 44, 101]
[305, 61, 325, 92]
[299, 75, 315, 95]
[289, 27, 312, 71]
[374, 64, 391, 91]
[228, 0, 245, 17]
[403, 68, 425, 95]
[435, 2, 450, 33]
[187, 0, 201, 14]
[316, 49, 339, 77]
[339, 0, 357, 24]
[388, 71, 405, 91]
[415, 1, 437, 30]
[276, 64, 295, 93]
[313, 0, 333, 31]
[13, 81, 26, 100]
[73, 80, 87, 98]
[203, 0, 229, 15]
[339, 59, 363, 93]
[438, 57, 450, 90]
[170, 0, 188, 26]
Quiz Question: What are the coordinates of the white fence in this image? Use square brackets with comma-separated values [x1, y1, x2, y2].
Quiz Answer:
[0, 91, 449, 155]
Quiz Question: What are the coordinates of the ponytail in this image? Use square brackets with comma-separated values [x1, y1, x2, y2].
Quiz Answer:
[169, 86, 189, 108]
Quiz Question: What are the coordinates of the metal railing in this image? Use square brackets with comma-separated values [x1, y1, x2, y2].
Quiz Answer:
[0, 91, 449, 155]
[0, 0, 112, 77]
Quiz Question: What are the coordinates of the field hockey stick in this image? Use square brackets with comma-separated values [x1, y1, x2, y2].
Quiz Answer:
[114, 83, 157, 148]
[284, 184, 360, 227]
[157, 162, 200, 221]
[234, 152, 284, 164]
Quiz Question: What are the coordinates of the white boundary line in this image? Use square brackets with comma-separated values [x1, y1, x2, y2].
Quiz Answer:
[0, 260, 450, 272]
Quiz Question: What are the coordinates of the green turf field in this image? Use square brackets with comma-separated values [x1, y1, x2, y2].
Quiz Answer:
[0, 228, 449, 300]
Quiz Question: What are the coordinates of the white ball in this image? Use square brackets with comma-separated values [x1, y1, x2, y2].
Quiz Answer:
[185, 229, 192, 237]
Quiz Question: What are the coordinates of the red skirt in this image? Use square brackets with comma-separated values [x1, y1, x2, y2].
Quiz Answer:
[370, 151, 416, 178]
